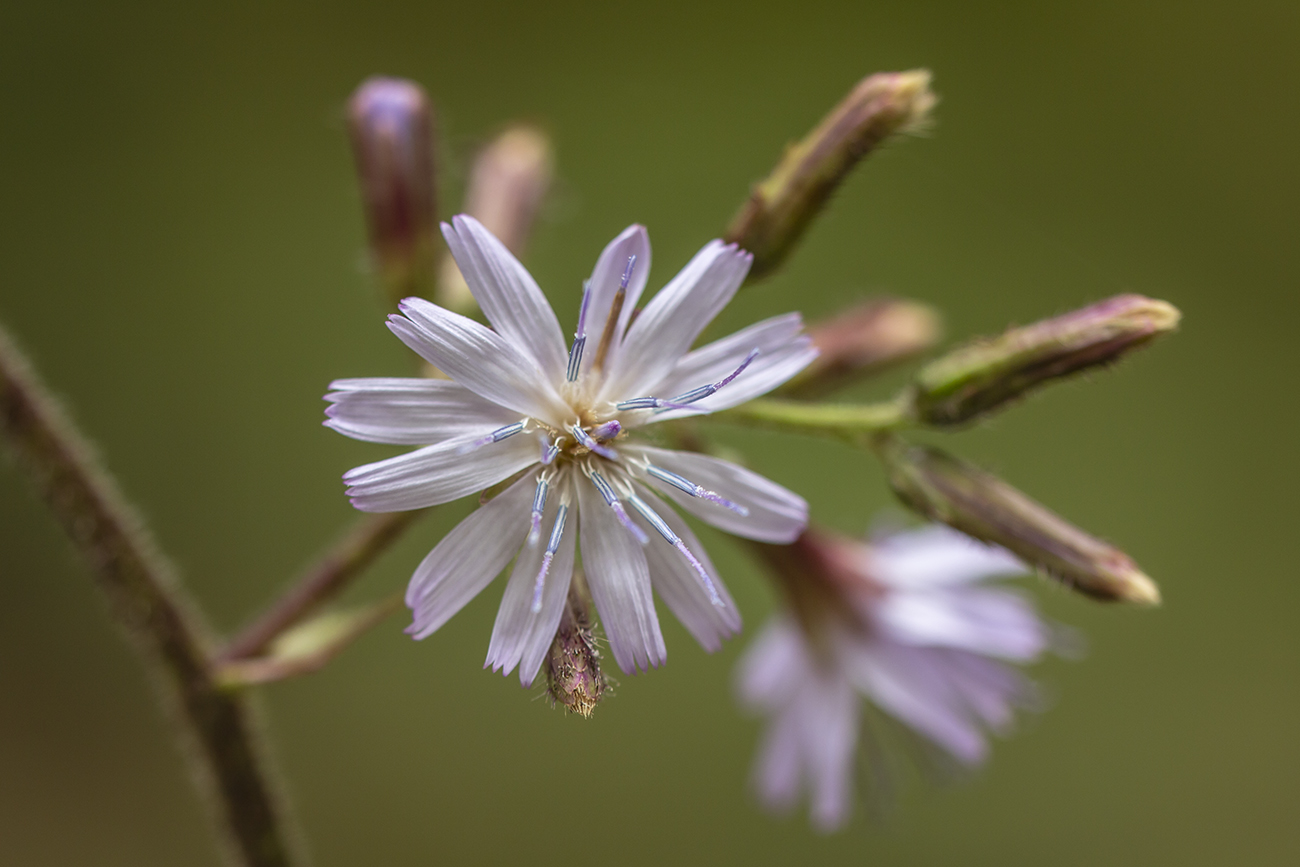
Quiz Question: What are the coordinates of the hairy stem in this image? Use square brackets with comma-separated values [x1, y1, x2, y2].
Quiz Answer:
[0, 324, 303, 867]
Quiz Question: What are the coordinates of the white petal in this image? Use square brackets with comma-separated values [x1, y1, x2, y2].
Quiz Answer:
[578, 224, 651, 377]
[871, 524, 1027, 588]
[735, 617, 808, 711]
[802, 675, 859, 832]
[602, 240, 752, 400]
[324, 377, 521, 445]
[632, 446, 808, 543]
[632, 486, 740, 652]
[390, 298, 565, 421]
[485, 477, 577, 685]
[653, 339, 818, 419]
[940, 651, 1036, 731]
[753, 699, 806, 815]
[843, 640, 989, 765]
[405, 471, 536, 639]
[343, 435, 537, 512]
[645, 313, 817, 419]
[577, 474, 666, 673]
[875, 586, 1051, 661]
[442, 215, 568, 380]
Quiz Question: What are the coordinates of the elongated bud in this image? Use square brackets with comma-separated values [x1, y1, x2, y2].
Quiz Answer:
[726, 70, 936, 283]
[544, 575, 606, 718]
[912, 294, 1181, 426]
[348, 77, 439, 307]
[438, 125, 554, 313]
[878, 439, 1160, 604]
[779, 297, 940, 399]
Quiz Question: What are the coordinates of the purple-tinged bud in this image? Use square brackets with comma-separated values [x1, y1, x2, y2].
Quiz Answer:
[347, 77, 439, 307]
[544, 576, 607, 718]
[912, 294, 1181, 426]
[878, 439, 1160, 605]
[779, 297, 941, 399]
[726, 70, 936, 283]
[438, 125, 553, 313]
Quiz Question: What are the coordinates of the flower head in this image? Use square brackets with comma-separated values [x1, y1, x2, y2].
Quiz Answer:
[326, 216, 816, 682]
[738, 524, 1058, 830]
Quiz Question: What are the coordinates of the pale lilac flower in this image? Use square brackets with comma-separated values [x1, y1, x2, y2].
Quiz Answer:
[326, 215, 816, 683]
[737, 524, 1057, 831]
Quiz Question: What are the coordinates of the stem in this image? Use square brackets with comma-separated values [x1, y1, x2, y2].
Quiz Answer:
[0, 324, 303, 867]
[220, 509, 427, 662]
[218, 592, 406, 686]
[708, 397, 912, 445]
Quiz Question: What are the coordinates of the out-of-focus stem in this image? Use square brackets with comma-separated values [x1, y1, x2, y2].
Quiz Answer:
[438, 125, 553, 314]
[0, 324, 302, 867]
[218, 593, 405, 686]
[710, 397, 912, 446]
[726, 70, 936, 283]
[220, 508, 427, 663]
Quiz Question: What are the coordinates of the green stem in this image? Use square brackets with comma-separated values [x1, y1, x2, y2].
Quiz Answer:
[708, 397, 912, 445]
[0, 324, 303, 867]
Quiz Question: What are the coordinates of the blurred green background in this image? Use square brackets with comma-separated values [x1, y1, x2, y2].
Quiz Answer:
[1, 0, 1296, 864]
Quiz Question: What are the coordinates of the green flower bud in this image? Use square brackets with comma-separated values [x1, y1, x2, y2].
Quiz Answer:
[544, 577, 607, 718]
[726, 70, 936, 283]
[879, 440, 1160, 604]
[912, 294, 1180, 426]
[779, 297, 940, 399]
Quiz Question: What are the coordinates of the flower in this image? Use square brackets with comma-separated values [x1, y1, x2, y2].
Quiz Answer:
[737, 524, 1058, 830]
[326, 215, 816, 683]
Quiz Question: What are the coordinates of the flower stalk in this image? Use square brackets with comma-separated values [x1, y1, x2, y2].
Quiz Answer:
[711, 396, 912, 445]
[726, 70, 936, 283]
[0, 323, 303, 867]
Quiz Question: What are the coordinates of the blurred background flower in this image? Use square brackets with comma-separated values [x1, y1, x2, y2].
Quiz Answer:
[0, 1, 1295, 865]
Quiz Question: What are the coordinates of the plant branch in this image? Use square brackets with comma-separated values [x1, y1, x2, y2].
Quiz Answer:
[0, 323, 303, 867]
[707, 397, 912, 446]
[220, 509, 427, 663]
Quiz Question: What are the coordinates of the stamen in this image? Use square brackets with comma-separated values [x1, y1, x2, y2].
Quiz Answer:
[591, 254, 637, 372]
[532, 503, 569, 613]
[663, 348, 760, 408]
[589, 419, 622, 441]
[645, 464, 750, 516]
[457, 421, 525, 454]
[615, 397, 662, 411]
[539, 434, 560, 465]
[528, 476, 550, 546]
[616, 348, 761, 413]
[566, 280, 592, 382]
[571, 424, 619, 461]
[627, 495, 723, 607]
[589, 471, 649, 544]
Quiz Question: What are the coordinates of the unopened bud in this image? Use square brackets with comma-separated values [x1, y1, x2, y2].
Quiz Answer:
[879, 440, 1160, 605]
[544, 576, 606, 717]
[912, 294, 1180, 426]
[779, 297, 940, 399]
[726, 70, 936, 283]
[438, 125, 553, 314]
[348, 77, 439, 307]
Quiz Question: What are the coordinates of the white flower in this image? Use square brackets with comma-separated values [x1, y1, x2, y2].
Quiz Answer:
[737, 524, 1057, 831]
[326, 215, 816, 683]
